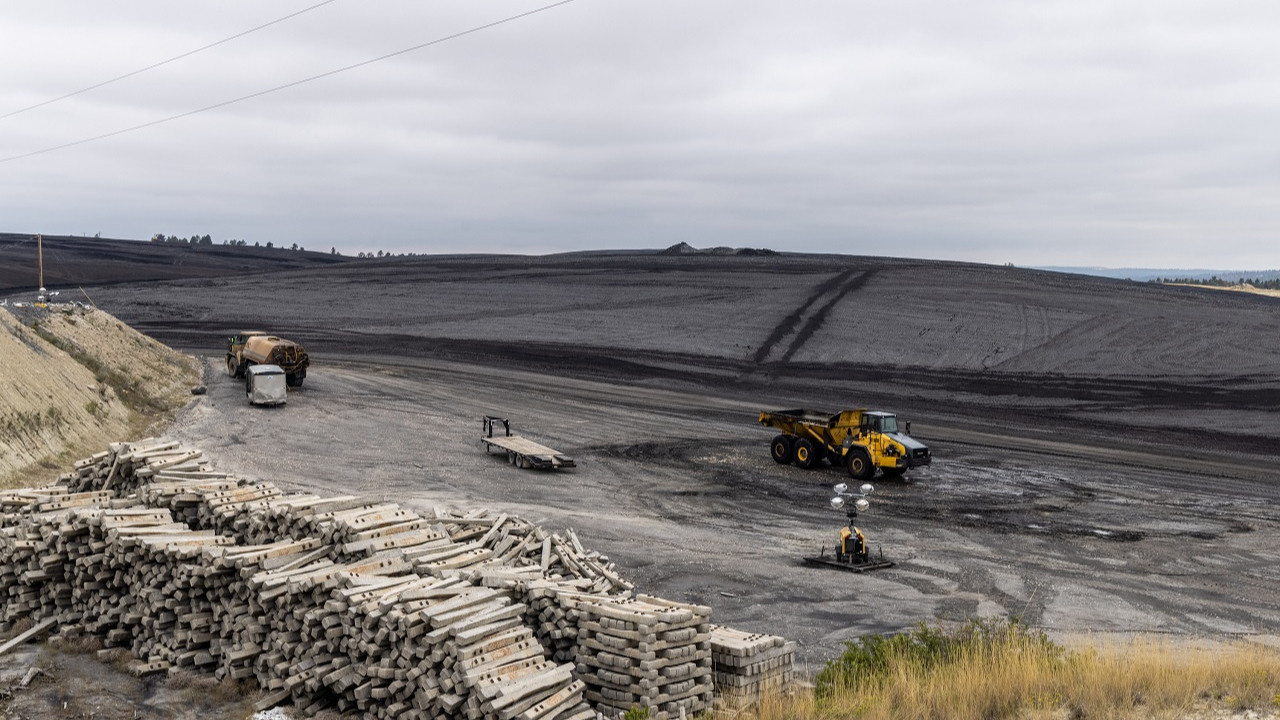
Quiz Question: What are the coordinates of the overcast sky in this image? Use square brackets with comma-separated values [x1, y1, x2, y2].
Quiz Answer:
[2, 1, 1278, 267]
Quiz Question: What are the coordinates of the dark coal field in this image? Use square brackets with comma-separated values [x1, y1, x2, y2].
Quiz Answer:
[59, 250, 1280, 664]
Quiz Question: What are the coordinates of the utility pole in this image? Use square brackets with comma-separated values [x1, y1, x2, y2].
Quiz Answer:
[35, 234, 49, 307]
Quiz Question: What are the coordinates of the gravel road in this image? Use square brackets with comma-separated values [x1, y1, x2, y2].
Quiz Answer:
[161, 352, 1280, 671]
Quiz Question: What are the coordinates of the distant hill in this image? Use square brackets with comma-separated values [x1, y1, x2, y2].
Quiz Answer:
[658, 242, 778, 257]
[0, 233, 352, 295]
[1035, 266, 1280, 282]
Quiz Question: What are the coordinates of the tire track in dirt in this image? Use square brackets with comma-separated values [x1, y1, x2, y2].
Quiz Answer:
[752, 267, 875, 365]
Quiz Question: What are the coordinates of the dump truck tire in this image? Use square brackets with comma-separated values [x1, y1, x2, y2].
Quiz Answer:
[794, 439, 820, 469]
[770, 435, 793, 464]
[847, 449, 874, 480]
[286, 373, 304, 387]
[881, 467, 906, 479]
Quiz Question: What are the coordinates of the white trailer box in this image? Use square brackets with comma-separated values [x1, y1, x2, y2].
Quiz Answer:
[246, 364, 287, 406]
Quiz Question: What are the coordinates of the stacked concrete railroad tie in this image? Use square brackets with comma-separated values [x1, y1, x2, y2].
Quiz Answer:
[240, 494, 381, 545]
[417, 582, 594, 720]
[2, 439, 803, 719]
[575, 595, 713, 720]
[515, 578, 614, 664]
[708, 625, 795, 709]
[0, 491, 174, 630]
[64, 438, 212, 495]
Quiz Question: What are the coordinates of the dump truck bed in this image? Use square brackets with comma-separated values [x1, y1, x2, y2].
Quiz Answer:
[760, 408, 837, 427]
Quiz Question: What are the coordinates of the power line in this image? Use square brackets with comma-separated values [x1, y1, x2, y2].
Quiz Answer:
[0, 0, 341, 122]
[0, 0, 577, 165]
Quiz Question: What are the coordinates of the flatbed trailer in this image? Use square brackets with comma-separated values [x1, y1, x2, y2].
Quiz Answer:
[481, 416, 576, 470]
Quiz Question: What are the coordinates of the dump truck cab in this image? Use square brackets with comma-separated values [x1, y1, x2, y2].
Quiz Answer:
[228, 331, 266, 354]
[845, 411, 930, 479]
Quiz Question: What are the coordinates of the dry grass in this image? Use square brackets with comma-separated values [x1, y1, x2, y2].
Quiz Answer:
[48, 632, 104, 655]
[0, 615, 36, 640]
[165, 669, 260, 708]
[749, 621, 1280, 720]
[1170, 282, 1280, 299]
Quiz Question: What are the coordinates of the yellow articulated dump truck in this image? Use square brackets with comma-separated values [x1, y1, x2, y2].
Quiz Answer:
[226, 331, 310, 387]
[759, 408, 930, 480]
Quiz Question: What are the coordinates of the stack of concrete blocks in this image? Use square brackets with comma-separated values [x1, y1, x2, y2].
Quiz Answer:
[0, 486, 597, 720]
[708, 625, 795, 709]
[574, 595, 713, 720]
[2, 438, 797, 719]
[514, 577, 625, 665]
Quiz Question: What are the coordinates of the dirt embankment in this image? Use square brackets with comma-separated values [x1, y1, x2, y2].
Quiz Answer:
[0, 305, 200, 487]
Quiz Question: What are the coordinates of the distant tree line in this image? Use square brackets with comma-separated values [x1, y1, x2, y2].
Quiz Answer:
[353, 250, 422, 258]
[1152, 276, 1280, 290]
[150, 233, 309, 253]
[151, 233, 214, 245]
[148, 233, 425, 259]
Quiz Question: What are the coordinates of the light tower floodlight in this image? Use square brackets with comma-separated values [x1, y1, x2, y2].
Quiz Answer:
[829, 481, 875, 519]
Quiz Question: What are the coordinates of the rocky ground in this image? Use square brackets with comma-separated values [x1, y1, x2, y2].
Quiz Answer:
[4, 248, 1280, 718]
[77, 253, 1280, 658]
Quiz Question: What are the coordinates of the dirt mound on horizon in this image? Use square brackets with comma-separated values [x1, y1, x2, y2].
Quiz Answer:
[0, 304, 200, 486]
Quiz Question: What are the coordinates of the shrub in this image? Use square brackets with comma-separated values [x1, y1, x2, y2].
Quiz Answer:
[815, 617, 1059, 697]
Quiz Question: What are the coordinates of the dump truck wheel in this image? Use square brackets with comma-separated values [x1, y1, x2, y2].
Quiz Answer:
[770, 435, 793, 464]
[794, 439, 819, 469]
[286, 373, 304, 387]
[847, 449, 874, 480]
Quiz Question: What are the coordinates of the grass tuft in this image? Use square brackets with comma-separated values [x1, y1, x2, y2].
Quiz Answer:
[783, 619, 1280, 720]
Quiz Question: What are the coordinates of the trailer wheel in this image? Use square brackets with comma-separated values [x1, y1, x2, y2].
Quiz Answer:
[847, 449, 874, 480]
[794, 439, 820, 469]
[769, 435, 793, 464]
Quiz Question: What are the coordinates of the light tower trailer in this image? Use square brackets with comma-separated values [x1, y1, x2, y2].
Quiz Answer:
[804, 483, 894, 573]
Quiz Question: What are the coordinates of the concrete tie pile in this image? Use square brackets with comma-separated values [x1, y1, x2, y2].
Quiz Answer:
[575, 595, 713, 720]
[1, 438, 793, 718]
[77, 444, 627, 594]
[64, 439, 206, 495]
[708, 625, 795, 709]
[514, 578, 607, 664]
[0, 487, 594, 720]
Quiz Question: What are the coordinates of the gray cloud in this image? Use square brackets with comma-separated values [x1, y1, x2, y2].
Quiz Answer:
[2, 0, 1278, 266]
